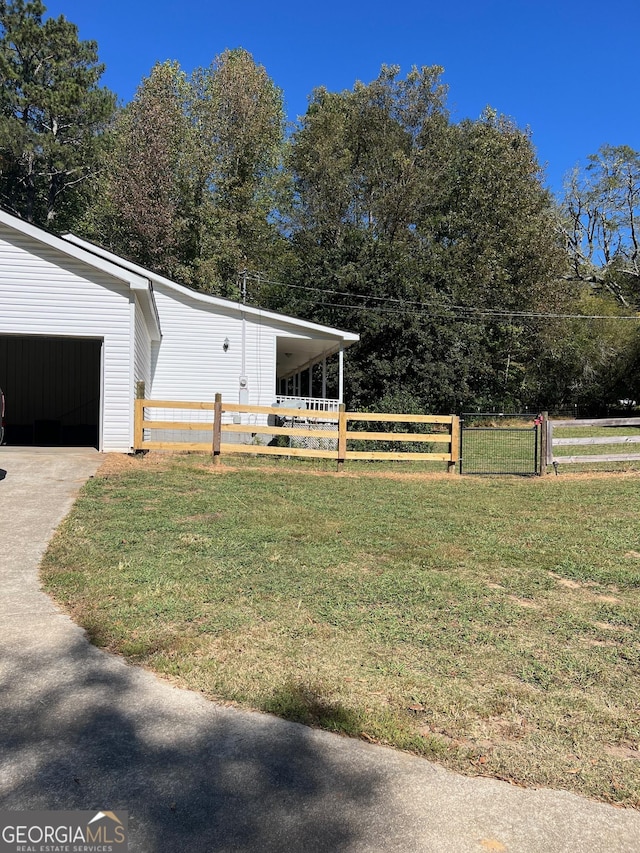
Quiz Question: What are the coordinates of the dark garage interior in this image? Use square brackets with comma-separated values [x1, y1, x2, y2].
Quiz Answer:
[0, 335, 101, 447]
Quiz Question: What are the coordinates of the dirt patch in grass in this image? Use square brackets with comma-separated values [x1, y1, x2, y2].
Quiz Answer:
[544, 469, 640, 480]
[507, 596, 540, 609]
[179, 513, 225, 523]
[553, 576, 584, 590]
[594, 621, 633, 633]
[97, 452, 173, 478]
[606, 745, 640, 761]
[203, 461, 455, 482]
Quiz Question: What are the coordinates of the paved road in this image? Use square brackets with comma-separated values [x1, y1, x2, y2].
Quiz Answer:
[1, 448, 639, 853]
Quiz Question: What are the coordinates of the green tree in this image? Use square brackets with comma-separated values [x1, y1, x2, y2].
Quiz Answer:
[83, 48, 288, 296]
[287, 64, 449, 247]
[81, 61, 193, 278]
[280, 65, 461, 410]
[561, 144, 640, 307]
[429, 109, 569, 409]
[530, 290, 639, 412]
[435, 110, 566, 311]
[190, 48, 288, 294]
[0, 0, 115, 229]
[281, 69, 567, 412]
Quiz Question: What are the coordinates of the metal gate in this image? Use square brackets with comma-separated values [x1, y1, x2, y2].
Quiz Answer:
[459, 413, 540, 475]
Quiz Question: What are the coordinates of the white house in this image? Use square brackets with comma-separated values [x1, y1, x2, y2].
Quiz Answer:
[0, 208, 359, 452]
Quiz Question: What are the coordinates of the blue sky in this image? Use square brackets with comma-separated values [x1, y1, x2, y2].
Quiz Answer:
[45, 0, 639, 196]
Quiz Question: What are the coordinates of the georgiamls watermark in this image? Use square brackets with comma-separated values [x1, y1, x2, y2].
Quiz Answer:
[0, 810, 128, 853]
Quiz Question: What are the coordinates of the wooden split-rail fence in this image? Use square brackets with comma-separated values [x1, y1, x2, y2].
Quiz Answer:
[542, 415, 640, 469]
[134, 396, 460, 472]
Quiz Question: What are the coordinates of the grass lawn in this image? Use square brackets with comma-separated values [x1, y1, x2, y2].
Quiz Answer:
[41, 453, 640, 807]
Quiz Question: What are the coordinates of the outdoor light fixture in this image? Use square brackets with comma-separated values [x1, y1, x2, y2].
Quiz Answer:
[223, 337, 230, 352]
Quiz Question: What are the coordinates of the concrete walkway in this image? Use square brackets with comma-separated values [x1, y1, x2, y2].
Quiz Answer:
[0, 448, 639, 853]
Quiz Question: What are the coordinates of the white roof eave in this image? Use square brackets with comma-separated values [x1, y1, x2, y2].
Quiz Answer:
[0, 208, 162, 341]
[62, 233, 360, 346]
[0, 209, 149, 291]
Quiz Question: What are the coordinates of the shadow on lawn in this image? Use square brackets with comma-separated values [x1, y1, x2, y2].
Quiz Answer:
[263, 682, 364, 736]
[0, 632, 384, 852]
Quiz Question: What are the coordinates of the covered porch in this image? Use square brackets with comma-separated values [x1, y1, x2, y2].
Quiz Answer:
[275, 333, 357, 413]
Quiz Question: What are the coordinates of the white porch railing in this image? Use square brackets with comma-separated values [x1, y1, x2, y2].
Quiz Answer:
[274, 395, 340, 413]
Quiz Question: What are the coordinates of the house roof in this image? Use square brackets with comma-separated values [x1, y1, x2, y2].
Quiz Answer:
[62, 233, 360, 349]
[0, 207, 358, 373]
[0, 208, 162, 341]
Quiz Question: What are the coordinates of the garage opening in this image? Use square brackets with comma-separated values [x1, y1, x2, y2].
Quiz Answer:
[0, 335, 101, 447]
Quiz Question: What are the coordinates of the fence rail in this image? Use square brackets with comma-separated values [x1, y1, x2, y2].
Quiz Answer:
[134, 397, 460, 471]
[545, 416, 640, 468]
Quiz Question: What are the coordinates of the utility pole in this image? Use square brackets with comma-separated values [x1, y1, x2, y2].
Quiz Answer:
[241, 268, 247, 304]
[239, 269, 248, 407]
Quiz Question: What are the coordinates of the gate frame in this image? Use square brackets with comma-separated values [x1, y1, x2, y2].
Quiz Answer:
[459, 412, 541, 476]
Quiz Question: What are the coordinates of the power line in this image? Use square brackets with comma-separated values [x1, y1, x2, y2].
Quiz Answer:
[308, 300, 640, 322]
[245, 271, 640, 321]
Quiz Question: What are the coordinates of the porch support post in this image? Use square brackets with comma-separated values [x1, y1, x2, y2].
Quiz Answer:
[338, 345, 344, 404]
[322, 358, 327, 399]
[308, 366, 313, 398]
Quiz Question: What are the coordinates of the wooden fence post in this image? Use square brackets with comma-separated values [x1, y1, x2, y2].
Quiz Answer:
[448, 415, 460, 474]
[133, 381, 145, 452]
[539, 411, 549, 476]
[546, 416, 554, 469]
[337, 404, 347, 472]
[212, 393, 222, 464]
[133, 397, 144, 451]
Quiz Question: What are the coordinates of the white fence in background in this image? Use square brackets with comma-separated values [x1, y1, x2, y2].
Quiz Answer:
[546, 416, 640, 466]
[274, 395, 340, 414]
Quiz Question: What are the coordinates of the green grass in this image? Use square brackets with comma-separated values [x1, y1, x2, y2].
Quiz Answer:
[41, 453, 640, 807]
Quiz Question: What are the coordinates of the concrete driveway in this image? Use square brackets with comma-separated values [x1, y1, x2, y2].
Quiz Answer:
[1, 448, 639, 853]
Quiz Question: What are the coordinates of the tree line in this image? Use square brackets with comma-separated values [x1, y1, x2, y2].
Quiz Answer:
[1, 0, 639, 413]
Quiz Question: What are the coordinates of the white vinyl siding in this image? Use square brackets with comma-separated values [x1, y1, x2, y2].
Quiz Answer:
[150, 283, 277, 407]
[134, 295, 151, 394]
[0, 224, 132, 451]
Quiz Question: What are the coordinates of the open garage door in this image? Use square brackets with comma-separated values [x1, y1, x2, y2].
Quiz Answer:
[0, 335, 101, 447]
